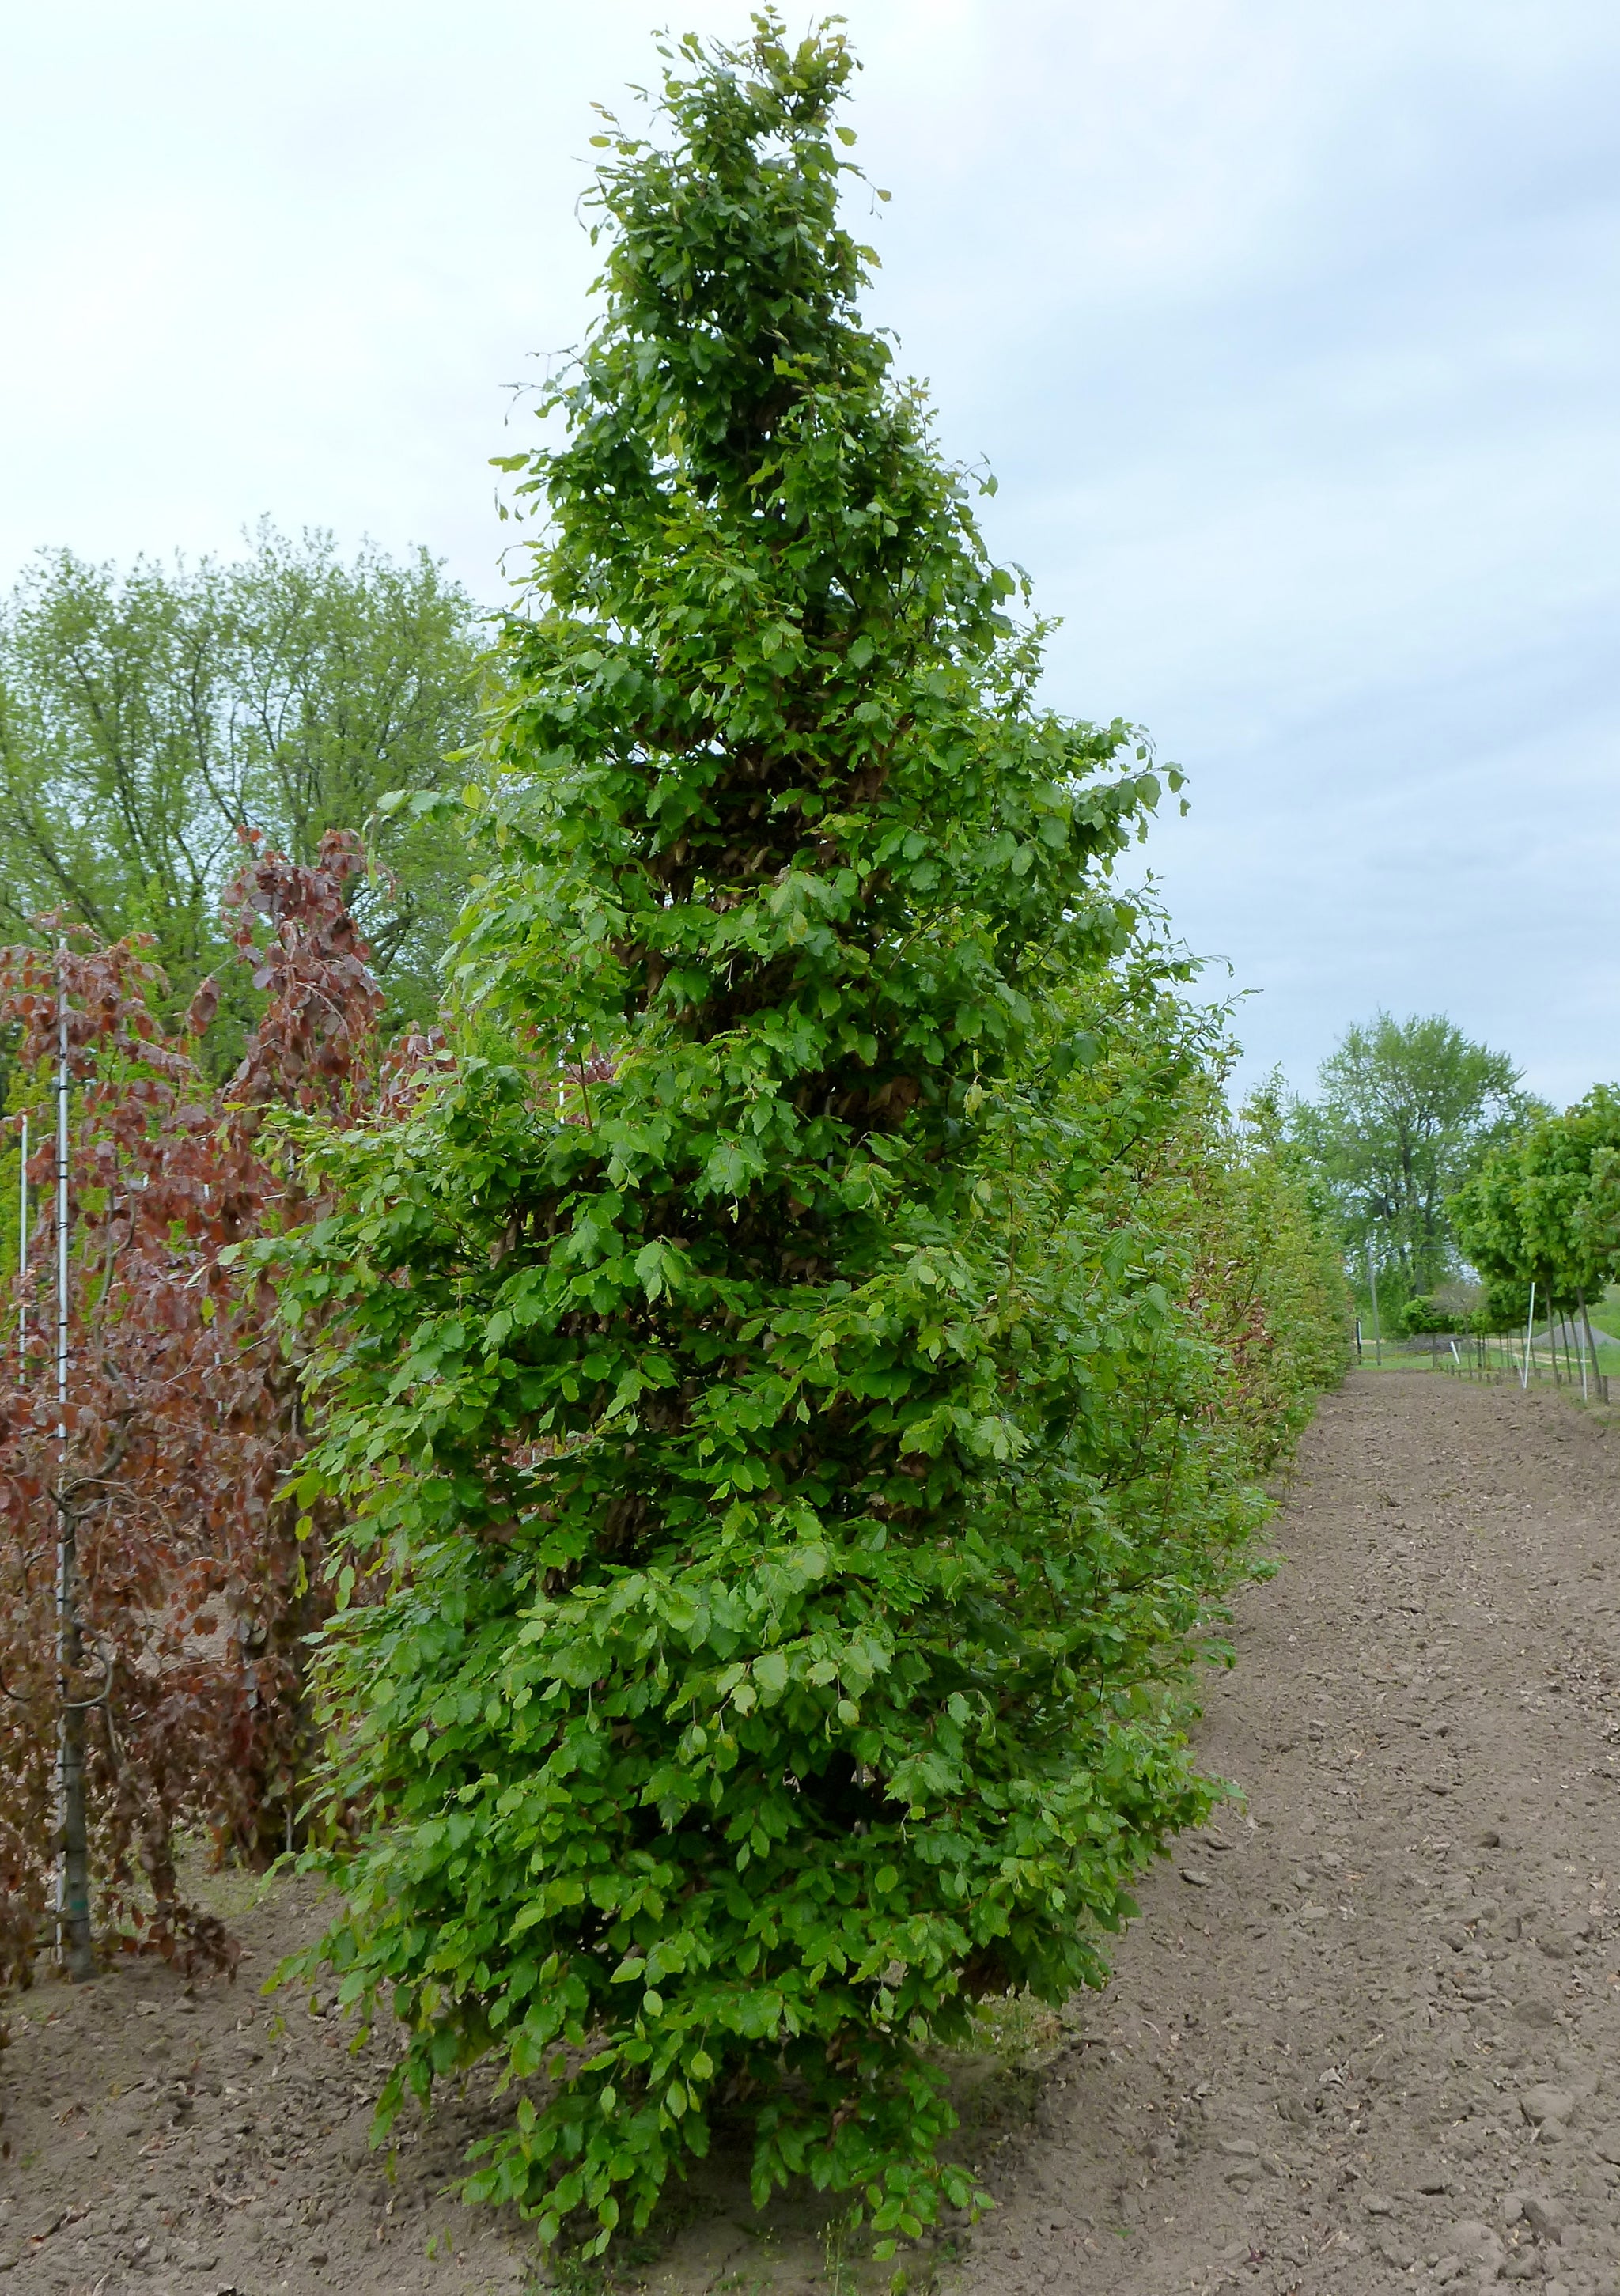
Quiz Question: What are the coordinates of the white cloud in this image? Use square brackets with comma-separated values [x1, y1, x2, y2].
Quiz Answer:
[2, 0, 1615, 1100]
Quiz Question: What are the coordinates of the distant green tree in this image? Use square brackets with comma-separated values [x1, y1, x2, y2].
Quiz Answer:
[1452, 1084, 1620, 1329]
[1290, 1011, 1535, 1303]
[0, 527, 484, 1053]
[1472, 1274, 1535, 1333]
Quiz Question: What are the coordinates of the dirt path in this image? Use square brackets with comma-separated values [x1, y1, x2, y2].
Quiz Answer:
[3, 1370, 1618, 2296]
[954, 1371, 1620, 2296]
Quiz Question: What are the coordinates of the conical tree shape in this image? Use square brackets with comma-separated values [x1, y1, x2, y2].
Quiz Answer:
[279, 13, 1242, 2256]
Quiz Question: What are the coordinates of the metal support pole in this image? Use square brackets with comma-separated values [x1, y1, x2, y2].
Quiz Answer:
[1522, 1279, 1535, 1389]
[53, 948, 93, 1980]
[15, 1112, 25, 1377]
[1367, 1250, 1382, 1367]
[57, 960, 67, 1436]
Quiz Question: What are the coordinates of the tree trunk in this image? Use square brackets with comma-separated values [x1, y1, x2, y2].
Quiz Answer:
[1578, 1284, 1609, 1408]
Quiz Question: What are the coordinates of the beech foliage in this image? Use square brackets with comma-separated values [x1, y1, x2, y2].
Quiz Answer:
[0, 834, 387, 1991]
[261, 17, 1346, 2257]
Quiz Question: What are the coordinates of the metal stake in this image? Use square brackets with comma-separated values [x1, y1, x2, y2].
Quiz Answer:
[53, 946, 93, 1979]
[15, 1112, 25, 1376]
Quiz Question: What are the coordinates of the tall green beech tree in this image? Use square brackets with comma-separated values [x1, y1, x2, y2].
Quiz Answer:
[271, 17, 1267, 2256]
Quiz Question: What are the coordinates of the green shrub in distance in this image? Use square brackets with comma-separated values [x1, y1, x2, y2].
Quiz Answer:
[263, 17, 1339, 2260]
[1471, 1277, 1533, 1333]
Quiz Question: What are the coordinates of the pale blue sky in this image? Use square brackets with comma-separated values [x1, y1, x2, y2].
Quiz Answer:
[4, 3, 1616, 1101]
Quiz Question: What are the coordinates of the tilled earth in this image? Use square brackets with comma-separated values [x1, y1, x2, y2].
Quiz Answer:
[2, 1369, 1618, 2296]
[0, 1883, 536, 2296]
[955, 1371, 1620, 2296]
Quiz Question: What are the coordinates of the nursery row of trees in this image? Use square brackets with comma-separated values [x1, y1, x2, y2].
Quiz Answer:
[0, 905, 1347, 2238]
[1, 13, 1349, 2263]
[1450, 1088, 1620, 1344]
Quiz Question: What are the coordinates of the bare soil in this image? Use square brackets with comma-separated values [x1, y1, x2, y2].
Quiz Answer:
[4, 1369, 1618, 2296]
[952, 1371, 1620, 2296]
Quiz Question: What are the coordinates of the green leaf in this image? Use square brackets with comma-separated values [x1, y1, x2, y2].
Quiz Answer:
[252, 11, 1348, 2264]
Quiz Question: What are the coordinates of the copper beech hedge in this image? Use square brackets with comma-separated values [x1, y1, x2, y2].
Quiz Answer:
[0, 832, 411, 1989]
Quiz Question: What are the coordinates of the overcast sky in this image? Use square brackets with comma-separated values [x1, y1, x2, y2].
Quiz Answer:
[5, 2, 1616, 1102]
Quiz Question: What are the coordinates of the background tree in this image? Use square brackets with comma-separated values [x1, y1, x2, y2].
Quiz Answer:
[1452, 1085, 1620, 1363]
[262, 15, 1339, 2261]
[0, 526, 485, 1060]
[1289, 1009, 1535, 1312]
[1397, 1294, 1453, 1338]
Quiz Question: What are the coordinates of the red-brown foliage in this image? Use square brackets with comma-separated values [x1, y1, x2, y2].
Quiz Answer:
[0, 833, 386, 1991]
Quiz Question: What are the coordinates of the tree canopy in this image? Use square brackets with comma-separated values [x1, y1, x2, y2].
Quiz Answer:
[1289, 1010, 1535, 1301]
[1452, 1084, 1620, 1318]
[0, 526, 485, 1053]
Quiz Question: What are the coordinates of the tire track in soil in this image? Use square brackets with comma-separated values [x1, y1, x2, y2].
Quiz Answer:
[952, 1371, 1620, 2296]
